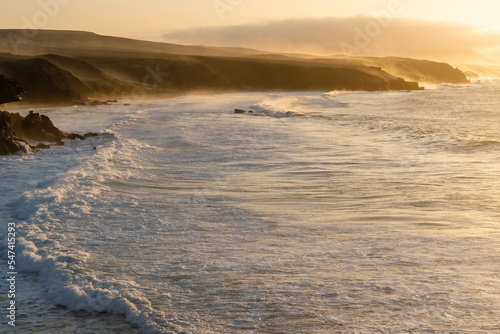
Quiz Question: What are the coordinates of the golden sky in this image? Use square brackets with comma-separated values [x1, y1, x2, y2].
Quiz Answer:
[1, 0, 500, 39]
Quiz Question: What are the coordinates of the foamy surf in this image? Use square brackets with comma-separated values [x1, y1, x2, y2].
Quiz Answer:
[8, 136, 179, 334]
[3, 106, 180, 333]
[2, 86, 500, 333]
[246, 96, 307, 118]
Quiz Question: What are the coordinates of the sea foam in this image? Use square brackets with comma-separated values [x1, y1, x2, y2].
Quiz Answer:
[247, 96, 306, 118]
[5, 107, 176, 334]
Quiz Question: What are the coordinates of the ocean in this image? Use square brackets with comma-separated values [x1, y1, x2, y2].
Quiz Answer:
[1, 82, 500, 333]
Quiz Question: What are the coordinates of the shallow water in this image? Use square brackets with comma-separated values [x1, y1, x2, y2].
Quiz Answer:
[2, 83, 500, 333]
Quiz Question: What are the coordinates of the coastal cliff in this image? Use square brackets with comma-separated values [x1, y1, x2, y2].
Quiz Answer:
[0, 30, 473, 106]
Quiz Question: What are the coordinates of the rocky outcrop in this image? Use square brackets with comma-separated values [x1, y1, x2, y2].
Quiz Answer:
[0, 114, 30, 155]
[234, 109, 255, 114]
[65, 133, 85, 140]
[35, 143, 50, 149]
[21, 111, 67, 142]
[0, 110, 89, 155]
[84, 132, 99, 137]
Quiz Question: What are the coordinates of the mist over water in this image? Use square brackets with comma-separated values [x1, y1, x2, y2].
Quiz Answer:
[2, 83, 500, 333]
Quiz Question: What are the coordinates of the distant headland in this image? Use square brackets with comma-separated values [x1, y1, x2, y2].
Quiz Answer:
[0, 30, 473, 107]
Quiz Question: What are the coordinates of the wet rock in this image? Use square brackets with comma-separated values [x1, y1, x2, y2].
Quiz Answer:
[234, 109, 246, 114]
[21, 111, 67, 142]
[0, 110, 88, 155]
[35, 143, 51, 149]
[0, 112, 31, 155]
[88, 100, 110, 106]
[84, 132, 99, 137]
[66, 133, 85, 140]
[0, 135, 28, 155]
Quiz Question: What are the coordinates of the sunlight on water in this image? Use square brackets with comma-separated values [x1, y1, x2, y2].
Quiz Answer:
[2, 83, 500, 333]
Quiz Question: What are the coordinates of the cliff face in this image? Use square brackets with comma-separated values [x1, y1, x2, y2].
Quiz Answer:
[357, 57, 470, 84]
[0, 74, 24, 104]
[0, 58, 87, 104]
[0, 30, 475, 106]
[0, 54, 422, 105]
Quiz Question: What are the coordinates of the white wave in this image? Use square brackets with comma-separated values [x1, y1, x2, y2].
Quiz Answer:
[9, 133, 142, 220]
[421, 83, 473, 90]
[322, 90, 348, 99]
[13, 234, 176, 334]
[7, 141, 177, 333]
[4, 108, 177, 334]
[14, 140, 33, 154]
[247, 96, 306, 118]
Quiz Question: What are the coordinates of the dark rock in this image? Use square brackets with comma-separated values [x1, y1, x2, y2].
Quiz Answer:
[35, 143, 51, 149]
[88, 100, 110, 106]
[0, 138, 16, 155]
[84, 132, 99, 137]
[0, 114, 18, 139]
[0, 138, 32, 155]
[0, 139, 22, 155]
[66, 133, 85, 140]
[0, 113, 31, 155]
[234, 109, 246, 114]
[1, 112, 25, 155]
[0, 110, 88, 155]
[21, 111, 66, 142]
[0, 75, 25, 104]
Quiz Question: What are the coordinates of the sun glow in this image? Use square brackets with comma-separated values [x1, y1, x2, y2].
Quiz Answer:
[2, 0, 500, 38]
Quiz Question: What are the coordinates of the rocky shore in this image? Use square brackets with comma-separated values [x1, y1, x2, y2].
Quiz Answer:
[0, 110, 87, 155]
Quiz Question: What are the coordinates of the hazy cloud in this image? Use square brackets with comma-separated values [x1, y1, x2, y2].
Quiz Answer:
[161, 17, 500, 62]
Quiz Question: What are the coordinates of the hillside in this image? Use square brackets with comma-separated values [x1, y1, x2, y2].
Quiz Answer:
[0, 30, 472, 106]
[354, 57, 470, 84]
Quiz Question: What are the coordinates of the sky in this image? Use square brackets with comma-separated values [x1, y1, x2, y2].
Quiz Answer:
[1, 0, 500, 38]
[2, 0, 500, 61]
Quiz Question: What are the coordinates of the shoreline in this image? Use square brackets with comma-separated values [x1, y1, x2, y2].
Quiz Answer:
[1, 82, 483, 111]
[1, 87, 419, 110]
